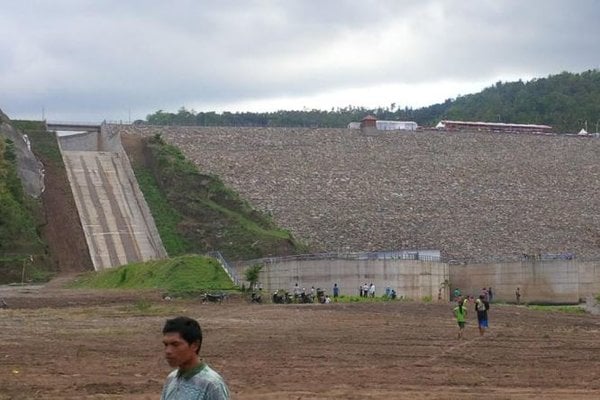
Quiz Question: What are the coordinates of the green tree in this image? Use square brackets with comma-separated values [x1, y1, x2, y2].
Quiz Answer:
[244, 263, 263, 291]
[144, 70, 600, 132]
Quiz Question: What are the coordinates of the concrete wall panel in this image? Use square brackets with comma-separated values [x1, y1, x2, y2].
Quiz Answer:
[235, 258, 448, 300]
[58, 131, 99, 152]
[234, 257, 599, 304]
[450, 261, 600, 304]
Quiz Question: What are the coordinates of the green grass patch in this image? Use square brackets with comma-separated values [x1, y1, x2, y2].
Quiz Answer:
[69, 254, 236, 296]
[128, 134, 308, 260]
[0, 132, 48, 283]
[335, 295, 411, 303]
[12, 120, 63, 164]
[201, 198, 292, 240]
[133, 167, 190, 255]
[527, 305, 586, 314]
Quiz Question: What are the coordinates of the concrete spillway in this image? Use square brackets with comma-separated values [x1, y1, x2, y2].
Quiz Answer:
[58, 125, 166, 270]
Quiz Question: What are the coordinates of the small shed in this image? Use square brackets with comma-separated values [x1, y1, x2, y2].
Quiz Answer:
[360, 115, 378, 135]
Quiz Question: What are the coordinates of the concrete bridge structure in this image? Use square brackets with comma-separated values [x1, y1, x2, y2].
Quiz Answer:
[47, 121, 101, 133]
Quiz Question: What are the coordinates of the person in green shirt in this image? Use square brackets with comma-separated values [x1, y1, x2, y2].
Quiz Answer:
[161, 316, 230, 400]
[453, 300, 467, 339]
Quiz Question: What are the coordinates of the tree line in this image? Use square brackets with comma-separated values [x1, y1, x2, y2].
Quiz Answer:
[145, 70, 600, 133]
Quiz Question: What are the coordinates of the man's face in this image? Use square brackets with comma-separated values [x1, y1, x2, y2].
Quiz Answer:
[163, 332, 199, 369]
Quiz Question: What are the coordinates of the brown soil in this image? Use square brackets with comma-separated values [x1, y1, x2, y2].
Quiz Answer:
[37, 138, 93, 274]
[1, 282, 600, 399]
[120, 134, 147, 168]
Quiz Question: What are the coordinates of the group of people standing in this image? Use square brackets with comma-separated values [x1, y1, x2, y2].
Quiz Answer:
[359, 282, 376, 298]
[452, 287, 492, 339]
[290, 283, 341, 303]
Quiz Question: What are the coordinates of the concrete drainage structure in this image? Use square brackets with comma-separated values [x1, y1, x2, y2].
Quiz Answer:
[57, 123, 167, 271]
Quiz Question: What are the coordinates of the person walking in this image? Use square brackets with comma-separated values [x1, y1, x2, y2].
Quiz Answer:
[453, 300, 467, 339]
[161, 316, 230, 399]
[462, 295, 470, 309]
[515, 287, 521, 305]
[475, 295, 489, 336]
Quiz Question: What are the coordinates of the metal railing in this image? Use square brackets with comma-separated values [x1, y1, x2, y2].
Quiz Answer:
[234, 250, 442, 267]
[207, 251, 240, 287]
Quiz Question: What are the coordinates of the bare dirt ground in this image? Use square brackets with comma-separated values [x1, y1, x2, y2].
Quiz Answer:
[1, 281, 600, 399]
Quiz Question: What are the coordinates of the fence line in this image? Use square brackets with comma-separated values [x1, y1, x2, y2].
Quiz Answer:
[233, 250, 442, 268]
[207, 251, 240, 287]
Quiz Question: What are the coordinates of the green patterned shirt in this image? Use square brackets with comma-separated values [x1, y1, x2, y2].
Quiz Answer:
[161, 363, 230, 400]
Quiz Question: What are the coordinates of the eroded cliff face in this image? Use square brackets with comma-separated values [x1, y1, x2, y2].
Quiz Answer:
[0, 109, 44, 198]
[0, 111, 93, 278]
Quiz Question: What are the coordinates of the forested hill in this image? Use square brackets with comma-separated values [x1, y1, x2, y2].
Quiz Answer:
[422, 70, 600, 133]
[145, 70, 600, 133]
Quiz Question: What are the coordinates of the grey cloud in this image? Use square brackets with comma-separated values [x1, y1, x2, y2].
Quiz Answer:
[1, 0, 599, 120]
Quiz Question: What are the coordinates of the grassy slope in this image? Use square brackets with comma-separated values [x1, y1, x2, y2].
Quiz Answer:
[131, 134, 307, 260]
[0, 120, 49, 283]
[70, 255, 235, 295]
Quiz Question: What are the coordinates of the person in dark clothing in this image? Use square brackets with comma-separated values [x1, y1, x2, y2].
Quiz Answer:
[333, 283, 340, 302]
[475, 295, 489, 336]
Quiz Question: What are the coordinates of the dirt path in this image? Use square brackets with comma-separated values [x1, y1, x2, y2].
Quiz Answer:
[1, 288, 600, 399]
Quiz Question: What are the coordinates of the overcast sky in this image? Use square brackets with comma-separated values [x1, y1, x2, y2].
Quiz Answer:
[1, 0, 598, 122]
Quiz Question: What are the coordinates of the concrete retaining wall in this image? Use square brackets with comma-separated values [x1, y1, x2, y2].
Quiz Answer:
[234, 258, 449, 300]
[233, 257, 600, 303]
[449, 260, 600, 304]
[57, 131, 99, 152]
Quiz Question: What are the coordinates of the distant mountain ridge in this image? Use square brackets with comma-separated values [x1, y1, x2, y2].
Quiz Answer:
[145, 70, 600, 133]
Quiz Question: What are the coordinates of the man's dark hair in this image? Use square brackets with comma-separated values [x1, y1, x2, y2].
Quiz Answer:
[163, 316, 203, 353]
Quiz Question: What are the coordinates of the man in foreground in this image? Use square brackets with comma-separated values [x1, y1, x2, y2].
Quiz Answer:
[161, 316, 230, 400]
